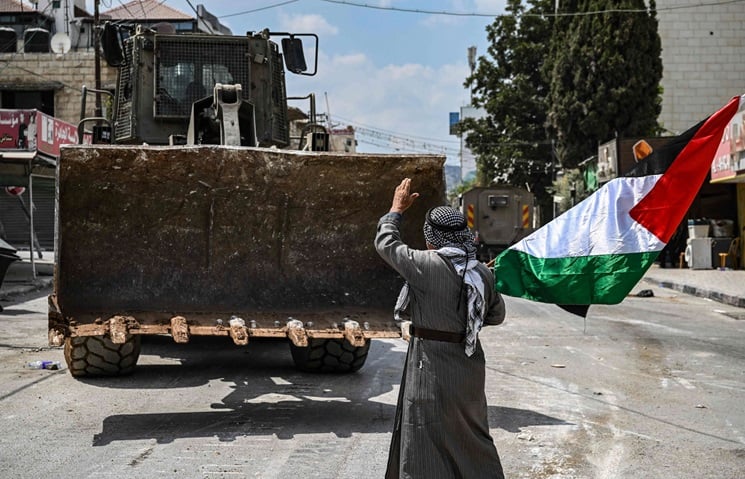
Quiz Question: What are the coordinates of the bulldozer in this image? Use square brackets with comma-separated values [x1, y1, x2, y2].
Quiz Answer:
[48, 24, 446, 377]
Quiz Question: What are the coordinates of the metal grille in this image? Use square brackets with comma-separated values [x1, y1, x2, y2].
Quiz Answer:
[154, 36, 251, 118]
[271, 51, 288, 143]
[114, 38, 135, 142]
[0, 178, 55, 250]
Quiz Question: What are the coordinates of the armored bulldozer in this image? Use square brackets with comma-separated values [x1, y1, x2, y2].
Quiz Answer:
[48, 25, 446, 377]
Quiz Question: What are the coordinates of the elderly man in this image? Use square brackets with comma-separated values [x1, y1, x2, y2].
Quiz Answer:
[375, 178, 506, 479]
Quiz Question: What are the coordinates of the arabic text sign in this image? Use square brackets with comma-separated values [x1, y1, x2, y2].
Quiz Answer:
[36, 111, 81, 156]
[0, 109, 36, 150]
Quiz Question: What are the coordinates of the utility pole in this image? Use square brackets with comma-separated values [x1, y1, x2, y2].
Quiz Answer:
[93, 0, 102, 117]
[460, 46, 478, 183]
[467, 46, 476, 104]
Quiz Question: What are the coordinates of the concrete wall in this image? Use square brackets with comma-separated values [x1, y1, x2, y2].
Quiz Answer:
[0, 52, 116, 125]
[657, 0, 745, 134]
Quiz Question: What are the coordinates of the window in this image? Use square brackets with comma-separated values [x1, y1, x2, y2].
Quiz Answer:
[0, 90, 54, 116]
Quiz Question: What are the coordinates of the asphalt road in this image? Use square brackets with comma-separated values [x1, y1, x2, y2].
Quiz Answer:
[1, 284, 744, 479]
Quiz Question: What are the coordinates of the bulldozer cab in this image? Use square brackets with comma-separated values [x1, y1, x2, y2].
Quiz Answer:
[97, 24, 318, 148]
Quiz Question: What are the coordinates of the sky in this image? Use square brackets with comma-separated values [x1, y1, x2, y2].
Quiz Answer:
[90, 0, 509, 165]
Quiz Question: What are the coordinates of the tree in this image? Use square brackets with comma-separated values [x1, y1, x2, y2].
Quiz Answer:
[461, 0, 555, 211]
[546, 0, 663, 169]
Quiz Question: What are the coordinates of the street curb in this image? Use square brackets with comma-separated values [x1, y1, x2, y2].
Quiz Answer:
[642, 277, 745, 309]
[0, 278, 54, 302]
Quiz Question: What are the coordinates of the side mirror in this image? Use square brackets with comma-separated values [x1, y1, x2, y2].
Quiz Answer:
[101, 23, 124, 67]
[281, 37, 307, 74]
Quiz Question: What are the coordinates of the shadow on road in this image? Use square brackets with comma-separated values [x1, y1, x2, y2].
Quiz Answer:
[88, 336, 570, 446]
[0, 308, 40, 316]
[0, 288, 51, 313]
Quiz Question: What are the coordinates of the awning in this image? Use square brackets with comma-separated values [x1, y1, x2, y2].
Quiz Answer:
[0, 151, 56, 186]
[0, 82, 64, 91]
[0, 151, 36, 162]
[711, 172, 745, 184]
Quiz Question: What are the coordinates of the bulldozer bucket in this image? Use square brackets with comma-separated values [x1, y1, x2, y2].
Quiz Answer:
[51, 145, 445, 339]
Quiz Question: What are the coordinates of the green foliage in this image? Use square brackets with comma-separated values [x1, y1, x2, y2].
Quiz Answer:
[546, 0, 663, 169]
[461, 0, 663, 220]
[553, 168, 589, 214]
[462, 0, 555, 207]
[447, 177, 478, 205]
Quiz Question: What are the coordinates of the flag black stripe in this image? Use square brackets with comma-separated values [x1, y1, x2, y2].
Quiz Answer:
[622, 118, 707, 178]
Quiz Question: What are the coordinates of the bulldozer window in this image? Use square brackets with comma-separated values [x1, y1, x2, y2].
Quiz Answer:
[156, 62, 236, 117]
[157, 63, 194, 116]
[154, 36, 250, 118]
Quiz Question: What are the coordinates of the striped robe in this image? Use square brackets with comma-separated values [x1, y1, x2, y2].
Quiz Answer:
[375, 213, 505, 479]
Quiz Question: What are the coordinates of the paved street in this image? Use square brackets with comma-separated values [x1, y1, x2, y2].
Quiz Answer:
[1, 282, 744, 478]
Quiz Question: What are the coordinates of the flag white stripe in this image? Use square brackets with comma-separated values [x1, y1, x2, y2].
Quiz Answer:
[511, 175, 666, 259]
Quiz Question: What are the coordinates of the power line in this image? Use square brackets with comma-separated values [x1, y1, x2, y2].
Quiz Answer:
[357, 133, 555, 169]
[334, 113, 555, 157]
[137, 0, 148, 18]
[220, 0, 301, 19]
[319, 0, 496, 17]
[318, 0, 745, 17]
[116, 0, 138, 21]
[354, 127, 459, 156]
[332, 114, 459, 144]
[344, 121, 459, 156]
[184, 0, 215, 34]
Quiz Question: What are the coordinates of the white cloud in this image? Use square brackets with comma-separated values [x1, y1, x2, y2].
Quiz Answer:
[287, 50, 469, 162]
[420, 0, 507, 28]
[473, 0, 508, 12]
[278, 13, 339, 36]
[420, 14, 464, 28]
[380, 63, 433, 81]
[333, 53, 368, 67]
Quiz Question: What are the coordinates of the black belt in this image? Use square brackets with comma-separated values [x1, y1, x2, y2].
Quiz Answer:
[410, 325, 465, 343]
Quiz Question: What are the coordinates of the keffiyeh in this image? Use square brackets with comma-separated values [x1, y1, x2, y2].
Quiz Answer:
[423, 206, 477, 253]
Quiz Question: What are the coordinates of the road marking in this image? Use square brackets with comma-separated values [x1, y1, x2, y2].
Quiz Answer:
[674, 377, 696, 390]
[244, 393, 302, 404]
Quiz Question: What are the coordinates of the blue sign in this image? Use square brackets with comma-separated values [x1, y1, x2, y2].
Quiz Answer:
[449, 112, 459, 135]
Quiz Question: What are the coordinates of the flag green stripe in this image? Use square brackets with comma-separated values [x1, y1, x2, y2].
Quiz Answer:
[494, 249, 661, 305]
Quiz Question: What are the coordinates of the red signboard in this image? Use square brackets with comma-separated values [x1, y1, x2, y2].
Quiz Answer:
[0, 109, 86, 158]
[0, 109, 37, 150]
[711, 113, 745, 182]
[36, 111, 83, 157]
[711, 117, 735, 181]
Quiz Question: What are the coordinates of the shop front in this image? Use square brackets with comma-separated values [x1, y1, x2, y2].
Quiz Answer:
[709, 113, 745, 269]
[0, 109, 85, 276]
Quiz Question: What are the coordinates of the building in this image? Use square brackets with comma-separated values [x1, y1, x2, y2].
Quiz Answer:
[102, 0, 231, 35]
[0, 0, 229, 256]
[655, 0, 743, 266]
[590, 1, 745, 268]
[656, 0, 744, 136]
[0, 0, 229, 122]
[329, 126, 357, 153]
[458, 105, 485, 182]
[0, 109, 86, 254]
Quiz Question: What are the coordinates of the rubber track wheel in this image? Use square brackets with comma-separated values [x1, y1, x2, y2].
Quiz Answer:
[290, 338, 370, 373]
[64, 335, 141, 378]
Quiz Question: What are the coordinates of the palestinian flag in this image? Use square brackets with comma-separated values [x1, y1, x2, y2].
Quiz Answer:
[493, 94, 743, 309]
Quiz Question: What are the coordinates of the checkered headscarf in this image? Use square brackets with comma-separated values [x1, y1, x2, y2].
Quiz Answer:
[423, 206, 477, 255]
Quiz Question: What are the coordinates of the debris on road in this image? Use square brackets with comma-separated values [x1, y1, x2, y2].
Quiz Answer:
[26, 360, 62, 370]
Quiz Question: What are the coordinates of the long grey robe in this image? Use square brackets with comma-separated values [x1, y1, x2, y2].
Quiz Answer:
[375, 212, 505, 479]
